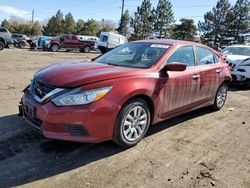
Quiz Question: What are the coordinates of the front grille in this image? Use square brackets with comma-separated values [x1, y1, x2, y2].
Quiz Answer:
[32, 79, 55, 99]
[24, 112, 42, 128]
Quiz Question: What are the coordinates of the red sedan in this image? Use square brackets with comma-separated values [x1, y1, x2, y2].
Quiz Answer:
[19, 40, 232, 147]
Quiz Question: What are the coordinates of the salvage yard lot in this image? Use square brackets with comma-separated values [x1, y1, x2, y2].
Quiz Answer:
[0, 48, 250, 187]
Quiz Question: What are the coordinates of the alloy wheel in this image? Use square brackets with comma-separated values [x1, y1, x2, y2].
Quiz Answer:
[122, 106, 148, 142]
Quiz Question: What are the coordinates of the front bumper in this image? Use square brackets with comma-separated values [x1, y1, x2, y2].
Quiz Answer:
[19, 91, 120, 143]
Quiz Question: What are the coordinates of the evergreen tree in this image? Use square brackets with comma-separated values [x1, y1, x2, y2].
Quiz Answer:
[1, 19, 12, 31]
[154, 0, 174, 38]
[130, 0, 154, 40]
[171, 18, 197, 41]
[117, 10, 130, 36]
[43, 10, 64, 36]
[64, 12, 76, 34]
[230, 0, 250, 43]
[75, 19, 85, 35]
[198, 0, 233, 46]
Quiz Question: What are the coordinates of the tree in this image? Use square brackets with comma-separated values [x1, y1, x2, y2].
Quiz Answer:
[171, 18, 197, 41]
[43, 10, 64, 36]
[117, 10, 130, 36]
[154, 0, 174, 38]
[31, 21, 42, 36]
[83, 19, 99, 36]
[64, 12, 76, 34]
[130, 0, 155, 40]
[1, 19, 12, 30]
[198, 0, 233, 46]
[230, 0, 250, 43]
[75, 19, 85, 34]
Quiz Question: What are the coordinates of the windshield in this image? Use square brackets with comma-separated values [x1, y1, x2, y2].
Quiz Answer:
[222, 47, 250, 56]
[95, 43, 170, 68]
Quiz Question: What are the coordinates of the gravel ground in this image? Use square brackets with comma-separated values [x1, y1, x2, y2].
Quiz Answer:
[0, 48, 249, 188]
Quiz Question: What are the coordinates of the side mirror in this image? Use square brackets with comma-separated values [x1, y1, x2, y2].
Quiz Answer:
[163, 62, 187, 72]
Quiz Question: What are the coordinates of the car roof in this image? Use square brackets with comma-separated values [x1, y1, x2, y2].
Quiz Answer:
[132, 39, 205, 47]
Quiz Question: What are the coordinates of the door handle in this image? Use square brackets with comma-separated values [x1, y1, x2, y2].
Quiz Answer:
[216, 69, 222, 73]
[192, 74, 200, 80]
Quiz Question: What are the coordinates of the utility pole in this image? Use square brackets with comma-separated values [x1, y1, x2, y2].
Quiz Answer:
[120, 0, 124, 20]
[31, 9, 34, 25]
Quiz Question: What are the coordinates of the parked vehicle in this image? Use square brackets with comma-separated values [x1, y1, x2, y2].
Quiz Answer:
[12, 33, 29, 48]
[78, 35, 98, 41]
[222, 45, 250, 85]
[19, 40, 232, 147]
[48, 34, 95, 53]
[0, 27, 12, 50]
[97, 31, 127, 53]
[37, 36, 53, 49]
[27, 36, 41, 49]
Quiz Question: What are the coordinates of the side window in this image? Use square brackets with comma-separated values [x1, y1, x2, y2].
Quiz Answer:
[65, 36, 70, 40]
[60, 36, 65, 41]
[214, 54, 220, 64]
[72, 35, 77, 40]
[196, 47, 214, 65]
[167, 46, 195, 67]
[0, 28, 7, 32]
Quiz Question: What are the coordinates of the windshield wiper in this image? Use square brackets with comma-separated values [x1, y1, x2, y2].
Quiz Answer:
[106, 63, 121, 66]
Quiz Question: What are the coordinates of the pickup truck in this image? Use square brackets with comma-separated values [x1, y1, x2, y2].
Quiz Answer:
[0, 27, 12, 50]
[48, 34, 96, 53]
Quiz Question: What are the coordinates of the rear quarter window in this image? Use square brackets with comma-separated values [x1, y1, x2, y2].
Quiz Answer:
[196, 47, 215, 65]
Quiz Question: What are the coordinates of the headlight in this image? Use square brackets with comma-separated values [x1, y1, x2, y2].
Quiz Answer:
[52, 86, 112, 106]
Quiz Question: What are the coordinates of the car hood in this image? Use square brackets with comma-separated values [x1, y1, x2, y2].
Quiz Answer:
[35, 61, 143, 87]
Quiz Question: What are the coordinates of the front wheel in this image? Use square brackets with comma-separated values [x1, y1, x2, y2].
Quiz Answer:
[113, 99, 151, 147]
[19, 41, 26, 48]
[212, 83, 228, 110]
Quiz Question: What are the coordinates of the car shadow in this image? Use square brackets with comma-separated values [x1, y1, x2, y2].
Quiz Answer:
[228, 84, 250, 91]
[0, 107, 215, 187]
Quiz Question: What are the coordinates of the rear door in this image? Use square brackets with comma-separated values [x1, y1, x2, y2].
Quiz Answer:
[194, 46, 221, 102]
[160, 46, 201, 118]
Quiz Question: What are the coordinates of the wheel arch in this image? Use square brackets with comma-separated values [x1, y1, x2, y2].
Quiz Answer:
[0, 37, 5, 44]
[119, 94, 155, 125]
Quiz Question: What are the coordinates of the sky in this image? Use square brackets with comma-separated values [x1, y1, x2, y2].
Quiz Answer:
[0, 0, 238, 25]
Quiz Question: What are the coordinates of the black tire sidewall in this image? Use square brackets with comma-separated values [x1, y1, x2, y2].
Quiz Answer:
[19, 41, 26, 48]
[51, 44, 59, 52]
[213, 83, 228, 110]
[0, 42, 4, 50]
[114, 99, 150, 147]
[84, 46, 90, 53]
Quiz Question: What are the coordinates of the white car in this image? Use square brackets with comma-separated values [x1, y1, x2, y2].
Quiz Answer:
[222, 45, 250, 85]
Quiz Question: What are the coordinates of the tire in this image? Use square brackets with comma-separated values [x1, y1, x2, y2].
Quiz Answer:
[19, 41, 26, 48]
[113, 99, 151, 147]
[212, 83, 228, 110]
[83, 45, 90, 53]
[0, 41, 4, 51]
[51, 44, 59, 52]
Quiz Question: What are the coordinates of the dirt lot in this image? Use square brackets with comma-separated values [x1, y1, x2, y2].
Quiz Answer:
[0, 48, 249, 188]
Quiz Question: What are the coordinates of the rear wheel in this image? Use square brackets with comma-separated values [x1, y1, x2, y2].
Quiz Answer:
[19, 41, 26, 48]
[212, 83, 228, 110]
[51, 44, 59, 52]
[83, 45, 90, 53]
[0, 41, 4, 50]
[113, 99, 150, 147]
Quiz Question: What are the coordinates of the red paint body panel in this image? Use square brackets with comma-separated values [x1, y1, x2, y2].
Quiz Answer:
[20, 39, 232, 143]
